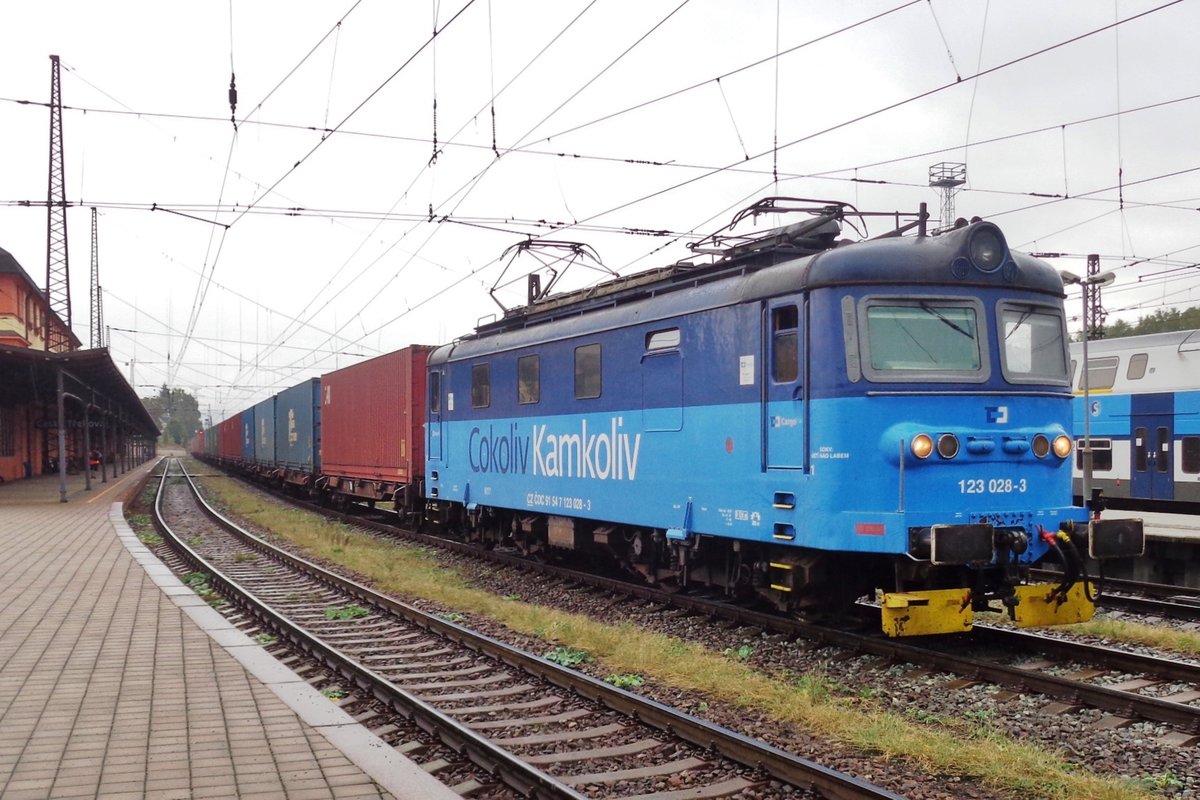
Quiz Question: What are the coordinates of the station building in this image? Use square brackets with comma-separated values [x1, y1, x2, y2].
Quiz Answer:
[0, 245, 158, 491]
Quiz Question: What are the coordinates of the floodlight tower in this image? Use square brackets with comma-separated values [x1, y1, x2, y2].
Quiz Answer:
[929, 162, 967, 231]
[45, 54, 72, 352]
[90, 207, 103, 349]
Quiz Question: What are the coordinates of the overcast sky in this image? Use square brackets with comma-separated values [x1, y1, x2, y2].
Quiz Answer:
[2, 0, 1197, 422]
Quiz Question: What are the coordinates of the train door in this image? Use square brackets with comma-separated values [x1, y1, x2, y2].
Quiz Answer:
[764, 301, 805, 469]
[1130, 392, 1174, 501]
[427, 369, 443, 461]
[642, 327, 682, 432]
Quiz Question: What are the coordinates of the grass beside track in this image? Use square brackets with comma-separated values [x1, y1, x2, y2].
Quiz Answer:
[1066, 617, 1200, 656]
[190, 475, 1152, 800]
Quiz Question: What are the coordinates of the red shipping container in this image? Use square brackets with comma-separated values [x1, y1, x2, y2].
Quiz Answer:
[218, 413, 242, 460]
[320, 345, 432, 483]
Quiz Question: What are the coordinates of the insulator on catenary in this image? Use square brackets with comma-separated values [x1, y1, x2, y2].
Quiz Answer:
[228, 73, 238, 128]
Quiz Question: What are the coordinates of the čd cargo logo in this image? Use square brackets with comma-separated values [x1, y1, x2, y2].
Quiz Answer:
[468, 417, 643, 481]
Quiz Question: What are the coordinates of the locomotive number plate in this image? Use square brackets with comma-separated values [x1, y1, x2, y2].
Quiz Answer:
[957, 478, 1028, 495]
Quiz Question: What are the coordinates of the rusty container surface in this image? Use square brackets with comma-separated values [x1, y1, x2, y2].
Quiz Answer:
[320, 345, 432, 483]
[218, 413, 242, 461]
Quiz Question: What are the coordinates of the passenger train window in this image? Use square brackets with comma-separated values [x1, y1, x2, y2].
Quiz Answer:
[429, 372, 441, 414]
[997, 303, 1067, 384]
[471, 363, 491, 408]
[646, 328, 680, 351]
[1184, 437, 1200, 474]
[575, 344, 601, 399]
[771, 306, 799, 383]
[1082, 356, 1119, 391]
[1069, 359, 1077, 386]
[518, 355, 540, 404]
[1126, 353, 1149, 380]
[1075, 438, 1112, 472]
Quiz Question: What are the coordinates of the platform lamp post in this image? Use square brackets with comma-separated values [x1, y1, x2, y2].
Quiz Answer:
[1060, 268, 1115, 513]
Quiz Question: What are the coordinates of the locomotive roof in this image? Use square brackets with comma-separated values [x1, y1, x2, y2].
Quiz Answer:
[432, 222, 1065, 365]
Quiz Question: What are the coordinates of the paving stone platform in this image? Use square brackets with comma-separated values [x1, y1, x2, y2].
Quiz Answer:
[0, 463, 458, 800]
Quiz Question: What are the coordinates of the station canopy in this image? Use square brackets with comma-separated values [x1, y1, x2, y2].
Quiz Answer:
[0, 344, 159, 437]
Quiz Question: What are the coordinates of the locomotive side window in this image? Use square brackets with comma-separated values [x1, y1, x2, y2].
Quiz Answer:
[771, 306, 799, 383]
[1082, 356, 1119, 390]
[428, 371, 441, 414]
[575, 344, 601, 399]
[471, 363, 491, 408]
[997, 303, 1068, 384]
[859, 299, 986, 382]
[518, 355, 540, 404]
[646, 328, 680, 351]
[1126, 353, 1149, 380]
[1183, 437, 1200, 474]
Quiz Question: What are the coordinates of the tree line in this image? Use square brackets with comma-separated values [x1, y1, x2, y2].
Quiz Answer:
[140, 385, 201, 446]
[1102, 305, 1200, 339]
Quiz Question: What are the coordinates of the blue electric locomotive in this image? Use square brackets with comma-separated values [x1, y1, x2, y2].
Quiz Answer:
[424, 200, 1144, 635]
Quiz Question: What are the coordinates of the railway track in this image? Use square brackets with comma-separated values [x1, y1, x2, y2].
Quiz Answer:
[156, 459, 904, 800]
[196, 465, 1200, 738]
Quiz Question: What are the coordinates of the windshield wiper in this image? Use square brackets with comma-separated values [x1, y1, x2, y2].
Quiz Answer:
[919, 302, 975, 339]
[1005, 307, 1036, 340]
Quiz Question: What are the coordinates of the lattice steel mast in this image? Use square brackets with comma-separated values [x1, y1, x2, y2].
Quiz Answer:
[90, 207, 103, 348]
[929, 162, 966, 231]
[1086, 253, 1108, 339]
[45, 54, 72, 352]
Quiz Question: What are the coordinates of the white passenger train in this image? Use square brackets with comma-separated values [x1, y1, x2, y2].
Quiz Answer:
[1070, 329, 1200, 510]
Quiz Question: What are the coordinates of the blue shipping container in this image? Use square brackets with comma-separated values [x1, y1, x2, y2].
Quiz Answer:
[253, 396, 276, 467]
[275, 378, 321, 473]
[241, 405, 256, 463]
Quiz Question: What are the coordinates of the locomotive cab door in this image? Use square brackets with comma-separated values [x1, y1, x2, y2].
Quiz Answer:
[764, 301, 806, 469]
[1130, 392, 1174, 501]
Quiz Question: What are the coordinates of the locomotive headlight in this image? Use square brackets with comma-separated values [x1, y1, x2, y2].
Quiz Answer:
[911, 434, 934, 459]
[1052, 435, 1073, 458]
[969, 227, 1006, 273]
[936, 433, 960, 459]
[1032, 434, 1051, 458]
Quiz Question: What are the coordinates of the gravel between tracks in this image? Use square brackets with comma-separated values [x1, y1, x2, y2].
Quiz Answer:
[190, 479, 1200, 799]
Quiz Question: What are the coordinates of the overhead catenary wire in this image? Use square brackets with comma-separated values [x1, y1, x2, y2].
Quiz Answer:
[535, 0, 1187, 240]
[13, 2, 1194, 409]
[961, 0, 989, 166]
[281, 0, 1194, 395]
[226, 0, 619, 384]
[228, 0, 479, 229]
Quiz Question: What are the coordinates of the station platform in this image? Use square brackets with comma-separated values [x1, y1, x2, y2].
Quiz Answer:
[0, 461, 458, 800]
